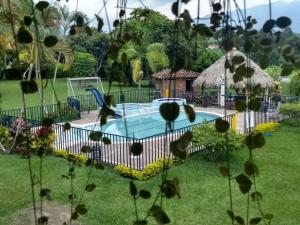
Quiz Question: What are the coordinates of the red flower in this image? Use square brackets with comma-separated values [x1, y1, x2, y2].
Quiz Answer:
[36, 127, 53, 138]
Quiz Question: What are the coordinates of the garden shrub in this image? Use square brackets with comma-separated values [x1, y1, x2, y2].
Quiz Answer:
[280, 102, 300, 126]
[254, 122, 279, 134]
[53, 149, 89, 164]
[31, 127, 56, 154]
[192, 123, 244, 161]
[71, 52, 96, 77]
[114, 158, 180, 181]
[9, 118, 32, 157]
[56, 63, 71, 78]
[0, 125, 10, 149]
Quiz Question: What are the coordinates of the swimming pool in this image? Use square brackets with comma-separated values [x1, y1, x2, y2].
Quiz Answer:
[83, 111, 219, 139]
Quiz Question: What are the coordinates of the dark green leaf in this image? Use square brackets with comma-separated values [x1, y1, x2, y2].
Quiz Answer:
[260, 38, 273, 47]
[95, 14, 104, 31]
[63, 122, 71, 131]
[44, 36, 58, 47]
[184, 104, 196, 122]
[134, 220, 148, 225]
[235, 216, 245, 225]
[95, 162, 104, 170]
[35, 1, 49, 11]
[71, 212, 78, 220]
[251, 191, 263, 201]
[250, 217, 262, 225]
[150, 205, 170, 224]
[219, 166, 229, 177]
[227, 210, 235, 220]
[212, 3, 222, 11]
[245, 133, 265, 149]
[15, 134, 26, 145]
[159, 102, 180, 122]
[245, 161, 259, 176]
[171, 132, 191, 158]
[21, 80, 38, 93]
[113, 19, 120, 27]
[232, 55, 245, 65]
[76, 15, 84, 27]
[235, 100, 247, 112]
[24, 16, 32, 26]
[236, 174, 252, 194]
[130, 181, 138, 196]
[68, 194, 76, 199]
[139, 190, 151, 199]
[102, 137, 111, 145]
[249, 98, 261, 111]
[171, 2, 179, 17]
[222, 39, 234, 51]
[246, 22, 253, 30]
[42, 117, 53, 127]
[89, 131, 102, 141]
[264, 214, 274, 220]
[130, 142, 143, 156]
[40, 188, 51, 200]
[81, 145, 92, 153]
[263, 19, 276, 33]
[85, 183, 96, 192]
[259, 55, 269, 69]
[104, 95, 113, 106]
[38, 216, 48, 224]
[85, 158, 93, 166]
[17, 28, 33, 44]
[244, 39, 252, 53]
[276, 16, 291, 29]
[215, 118, 229, 133]
[75, 204, 87, 215]
[100, 116, 107, 126]
[119, 9, 126, 17]
[281, 64, 294, 76]
[85, 26, 92, 36]
[69, 26, 76, 35]
[162, 177, 180, 199]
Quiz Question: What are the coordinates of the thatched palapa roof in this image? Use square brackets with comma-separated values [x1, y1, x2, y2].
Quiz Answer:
[193, 50, 275, 89]
[152, 69, 201, 79]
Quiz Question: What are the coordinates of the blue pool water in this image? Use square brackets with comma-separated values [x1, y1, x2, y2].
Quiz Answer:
[83, 111, 219, 139]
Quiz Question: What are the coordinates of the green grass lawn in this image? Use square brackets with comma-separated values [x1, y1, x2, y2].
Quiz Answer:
[0, 78, 150, 110]
[0, 124, 300, 225]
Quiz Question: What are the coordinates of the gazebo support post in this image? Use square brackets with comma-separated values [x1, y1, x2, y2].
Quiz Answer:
[217, 87, 221, 106]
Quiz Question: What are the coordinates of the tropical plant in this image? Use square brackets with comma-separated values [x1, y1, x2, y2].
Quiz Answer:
[192, 123, 244, 161]
[290, 73, 300, 96]
[146, 43, 169, 73]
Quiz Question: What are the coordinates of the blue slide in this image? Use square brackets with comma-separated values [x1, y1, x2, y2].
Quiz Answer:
[87, 88, 122, 119]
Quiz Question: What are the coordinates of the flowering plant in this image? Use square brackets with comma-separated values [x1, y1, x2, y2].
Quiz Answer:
[31, 127, 55, 154]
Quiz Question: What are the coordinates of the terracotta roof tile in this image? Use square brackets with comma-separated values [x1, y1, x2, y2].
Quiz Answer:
[152, 69, 201, 79]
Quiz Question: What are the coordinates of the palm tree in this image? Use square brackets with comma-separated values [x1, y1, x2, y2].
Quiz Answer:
[119, 42, 169, 87]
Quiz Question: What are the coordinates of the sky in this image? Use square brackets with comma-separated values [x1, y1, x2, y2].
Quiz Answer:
[57, 0, 296, 30]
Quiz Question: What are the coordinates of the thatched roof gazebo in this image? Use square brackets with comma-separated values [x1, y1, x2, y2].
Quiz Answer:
[193, 50, 274, 90]
[192, 49, 275, 106]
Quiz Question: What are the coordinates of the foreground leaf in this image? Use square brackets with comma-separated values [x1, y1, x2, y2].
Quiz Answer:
[150, 205, 170, 224]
